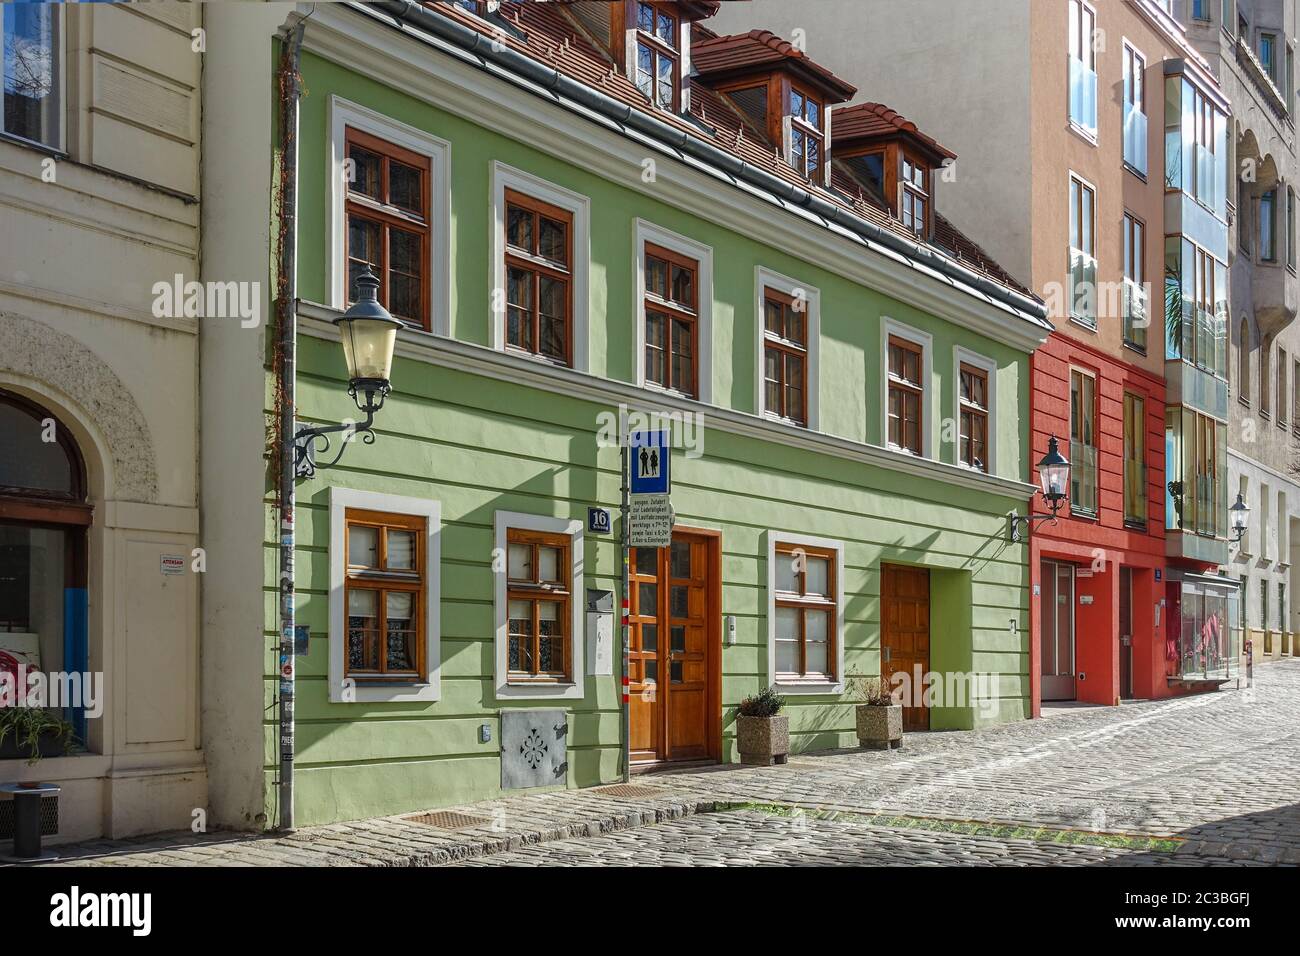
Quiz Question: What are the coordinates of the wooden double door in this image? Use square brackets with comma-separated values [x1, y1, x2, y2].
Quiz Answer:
[881, 563, 931, 731]
[629, 530, 720, 764]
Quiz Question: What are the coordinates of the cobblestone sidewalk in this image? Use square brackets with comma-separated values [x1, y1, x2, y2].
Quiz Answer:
[14, 661, 1300, 867]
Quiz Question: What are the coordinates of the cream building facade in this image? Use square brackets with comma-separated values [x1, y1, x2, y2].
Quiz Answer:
[0, 1, 205, 841]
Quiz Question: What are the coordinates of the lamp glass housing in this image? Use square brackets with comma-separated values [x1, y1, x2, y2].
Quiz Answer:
[337, 315, 400, 382]
[1230, 494, 1250, 533]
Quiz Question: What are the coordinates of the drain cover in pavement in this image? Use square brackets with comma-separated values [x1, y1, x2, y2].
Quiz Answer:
[402, 810, 493, 830]
[592, 784, 674, 799]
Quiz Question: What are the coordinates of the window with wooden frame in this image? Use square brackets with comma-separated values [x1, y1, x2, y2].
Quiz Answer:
[900, 156, 929, 237]
[772, 543, 836, 680]
[762, 287, 808, 425]
[504, 189, 573, 364]
[958, 363, 989, 472]
[633, 1, 680, 111]
[789, 86, 825, 183]
[1070, 369, 1098, 516]
[344, 509, 426, 681]
[887, 335, 924, 455]
[644, 242, 698, 396]
[506, 528, 572, 683]
[345, 127, 431, 329]
[1123, 392, 1147, 526]
[450, 0, 489, 16]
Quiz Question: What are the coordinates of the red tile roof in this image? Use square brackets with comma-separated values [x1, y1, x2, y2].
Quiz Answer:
[430, 1, 1030, 297]
[832, 102, 956, 164]
[691, 29, 857, 102]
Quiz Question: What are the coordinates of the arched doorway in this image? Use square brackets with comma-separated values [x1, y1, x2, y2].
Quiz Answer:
[0, 388, 91, 748]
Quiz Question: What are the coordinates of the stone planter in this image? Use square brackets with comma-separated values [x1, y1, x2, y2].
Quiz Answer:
[736, 714, 789, 766]
[856, 703, 903, 750]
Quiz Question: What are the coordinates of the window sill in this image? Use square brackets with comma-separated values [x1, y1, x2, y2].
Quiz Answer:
[642, 380, 699, 403]
[1122, 162, 1148, 184]
[504, 345, 573, 370]
[1067, 122, 1098, 147]
[761, 411, 808, 429]
[773, 677, 843, 696]
[1068, 315, 1099, 333]
[1122, 340, 1148, 357]
[1123, 518, 1148, 531]
[1070, 509, 1100, 522]
[0, 131, 66, 159]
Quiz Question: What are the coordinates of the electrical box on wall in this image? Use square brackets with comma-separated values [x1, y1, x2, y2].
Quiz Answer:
[586, 588, 614, 676]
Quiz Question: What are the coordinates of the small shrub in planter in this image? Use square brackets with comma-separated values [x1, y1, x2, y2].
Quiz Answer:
[848, 672, 903, 751]
[0, 707, 76, 764]
[735, 686, 789, 766]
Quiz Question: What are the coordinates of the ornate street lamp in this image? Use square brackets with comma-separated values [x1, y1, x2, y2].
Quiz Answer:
[1229, 492, 1250, 545]
[1009, 435, 1071, 542]
[293, 268, 402, 479]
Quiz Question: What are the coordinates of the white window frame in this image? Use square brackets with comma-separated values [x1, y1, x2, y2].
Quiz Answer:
[327, 95, 452, 335]
[634, 218, 713, 404]
[493, 510, 585, 701]
[880, 317, 935, 459]
[952, 346, 997, 475]
[0, 2, 66, 153]
[765, 530, 845, 696]
[490, 161, 591, 371]
[754, 266, 820, 429]
[328, 487, 442, 703]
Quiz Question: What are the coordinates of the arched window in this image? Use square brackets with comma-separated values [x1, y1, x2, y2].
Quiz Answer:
[1239, 316, 1251, 406]
[0, 389, 90, 749]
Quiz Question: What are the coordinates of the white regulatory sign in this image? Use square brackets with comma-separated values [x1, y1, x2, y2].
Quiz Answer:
[628, 494, 673, 548]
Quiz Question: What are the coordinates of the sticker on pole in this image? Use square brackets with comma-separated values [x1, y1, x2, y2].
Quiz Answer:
[628, 494, 673, 548]
[629, 429, 670, 495]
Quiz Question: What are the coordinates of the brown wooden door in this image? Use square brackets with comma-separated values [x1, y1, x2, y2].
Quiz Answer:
[629, 533, 713, 762]
[882, 563, 930, 731]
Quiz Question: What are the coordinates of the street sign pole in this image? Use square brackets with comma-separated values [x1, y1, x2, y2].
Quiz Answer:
[619, 414, 631, 783]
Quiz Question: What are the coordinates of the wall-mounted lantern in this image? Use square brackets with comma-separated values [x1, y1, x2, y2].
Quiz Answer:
[293, 268, 402, 480]
[1229, 492, 1250, 545]
[1009, 435, 1070, 542]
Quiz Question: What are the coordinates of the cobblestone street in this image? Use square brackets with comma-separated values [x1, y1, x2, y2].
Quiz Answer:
[26, 661, 1300, 867]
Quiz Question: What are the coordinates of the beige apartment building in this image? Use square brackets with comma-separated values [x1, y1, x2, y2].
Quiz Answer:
[722, 0, 1241, 706]
[0, 2, 205, 841]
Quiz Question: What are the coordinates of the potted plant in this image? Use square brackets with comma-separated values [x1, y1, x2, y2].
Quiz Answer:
[735, 686, 788, 766]
[849, 671, 903, 751]
[0, 707, 76, 764]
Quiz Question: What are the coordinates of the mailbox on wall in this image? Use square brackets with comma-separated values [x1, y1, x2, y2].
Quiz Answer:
[586, 588, 614, 676]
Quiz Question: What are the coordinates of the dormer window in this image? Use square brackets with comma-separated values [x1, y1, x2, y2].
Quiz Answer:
[900, 156, 929, 237]
[790, 87, 825, 181]
[634, 1, 680, 110]
[831, 102, 955, 243]
[691, 29, 855, 188]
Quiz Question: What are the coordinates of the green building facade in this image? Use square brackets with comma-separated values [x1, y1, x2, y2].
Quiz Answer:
[255, 2, 1052, 827]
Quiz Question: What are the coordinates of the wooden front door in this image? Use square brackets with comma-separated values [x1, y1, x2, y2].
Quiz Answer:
[629, 532, 716, 762]
[881, 563, 930, 731]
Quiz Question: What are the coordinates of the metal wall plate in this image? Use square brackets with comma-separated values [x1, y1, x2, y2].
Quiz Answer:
[500, 709, 568, 790]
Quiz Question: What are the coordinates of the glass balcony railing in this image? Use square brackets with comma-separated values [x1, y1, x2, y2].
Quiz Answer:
[1069, 249, 1097, 327]
[1123, 102, 1147, 176]
[1070, 441, 1098, 515]
[1195, 142, 1217, 211]
[1124, 460, 1147, 525]
[1069, 55, 1097, 137]
[1194, 473, 1216, 536]
[1123, 278, 1147, 351]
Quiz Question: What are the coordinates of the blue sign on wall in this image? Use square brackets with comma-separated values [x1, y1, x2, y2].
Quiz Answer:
[588, 507, 612, 534]
[629, 429, 670, 495]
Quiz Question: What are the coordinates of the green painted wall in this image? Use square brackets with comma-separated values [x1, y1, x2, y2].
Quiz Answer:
[260, 51, 1037, 827]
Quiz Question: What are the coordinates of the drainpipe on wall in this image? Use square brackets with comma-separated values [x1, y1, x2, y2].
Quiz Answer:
[276, 19, 307, 833]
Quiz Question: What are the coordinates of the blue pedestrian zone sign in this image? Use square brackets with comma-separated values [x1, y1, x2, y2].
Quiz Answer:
[629, 429, 670, 495]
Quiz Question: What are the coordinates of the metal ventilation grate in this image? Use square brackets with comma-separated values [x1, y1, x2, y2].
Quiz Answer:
[402, 810, 494, 831]
[592, 784, 674, 799]
[0, 794, 59, 839]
